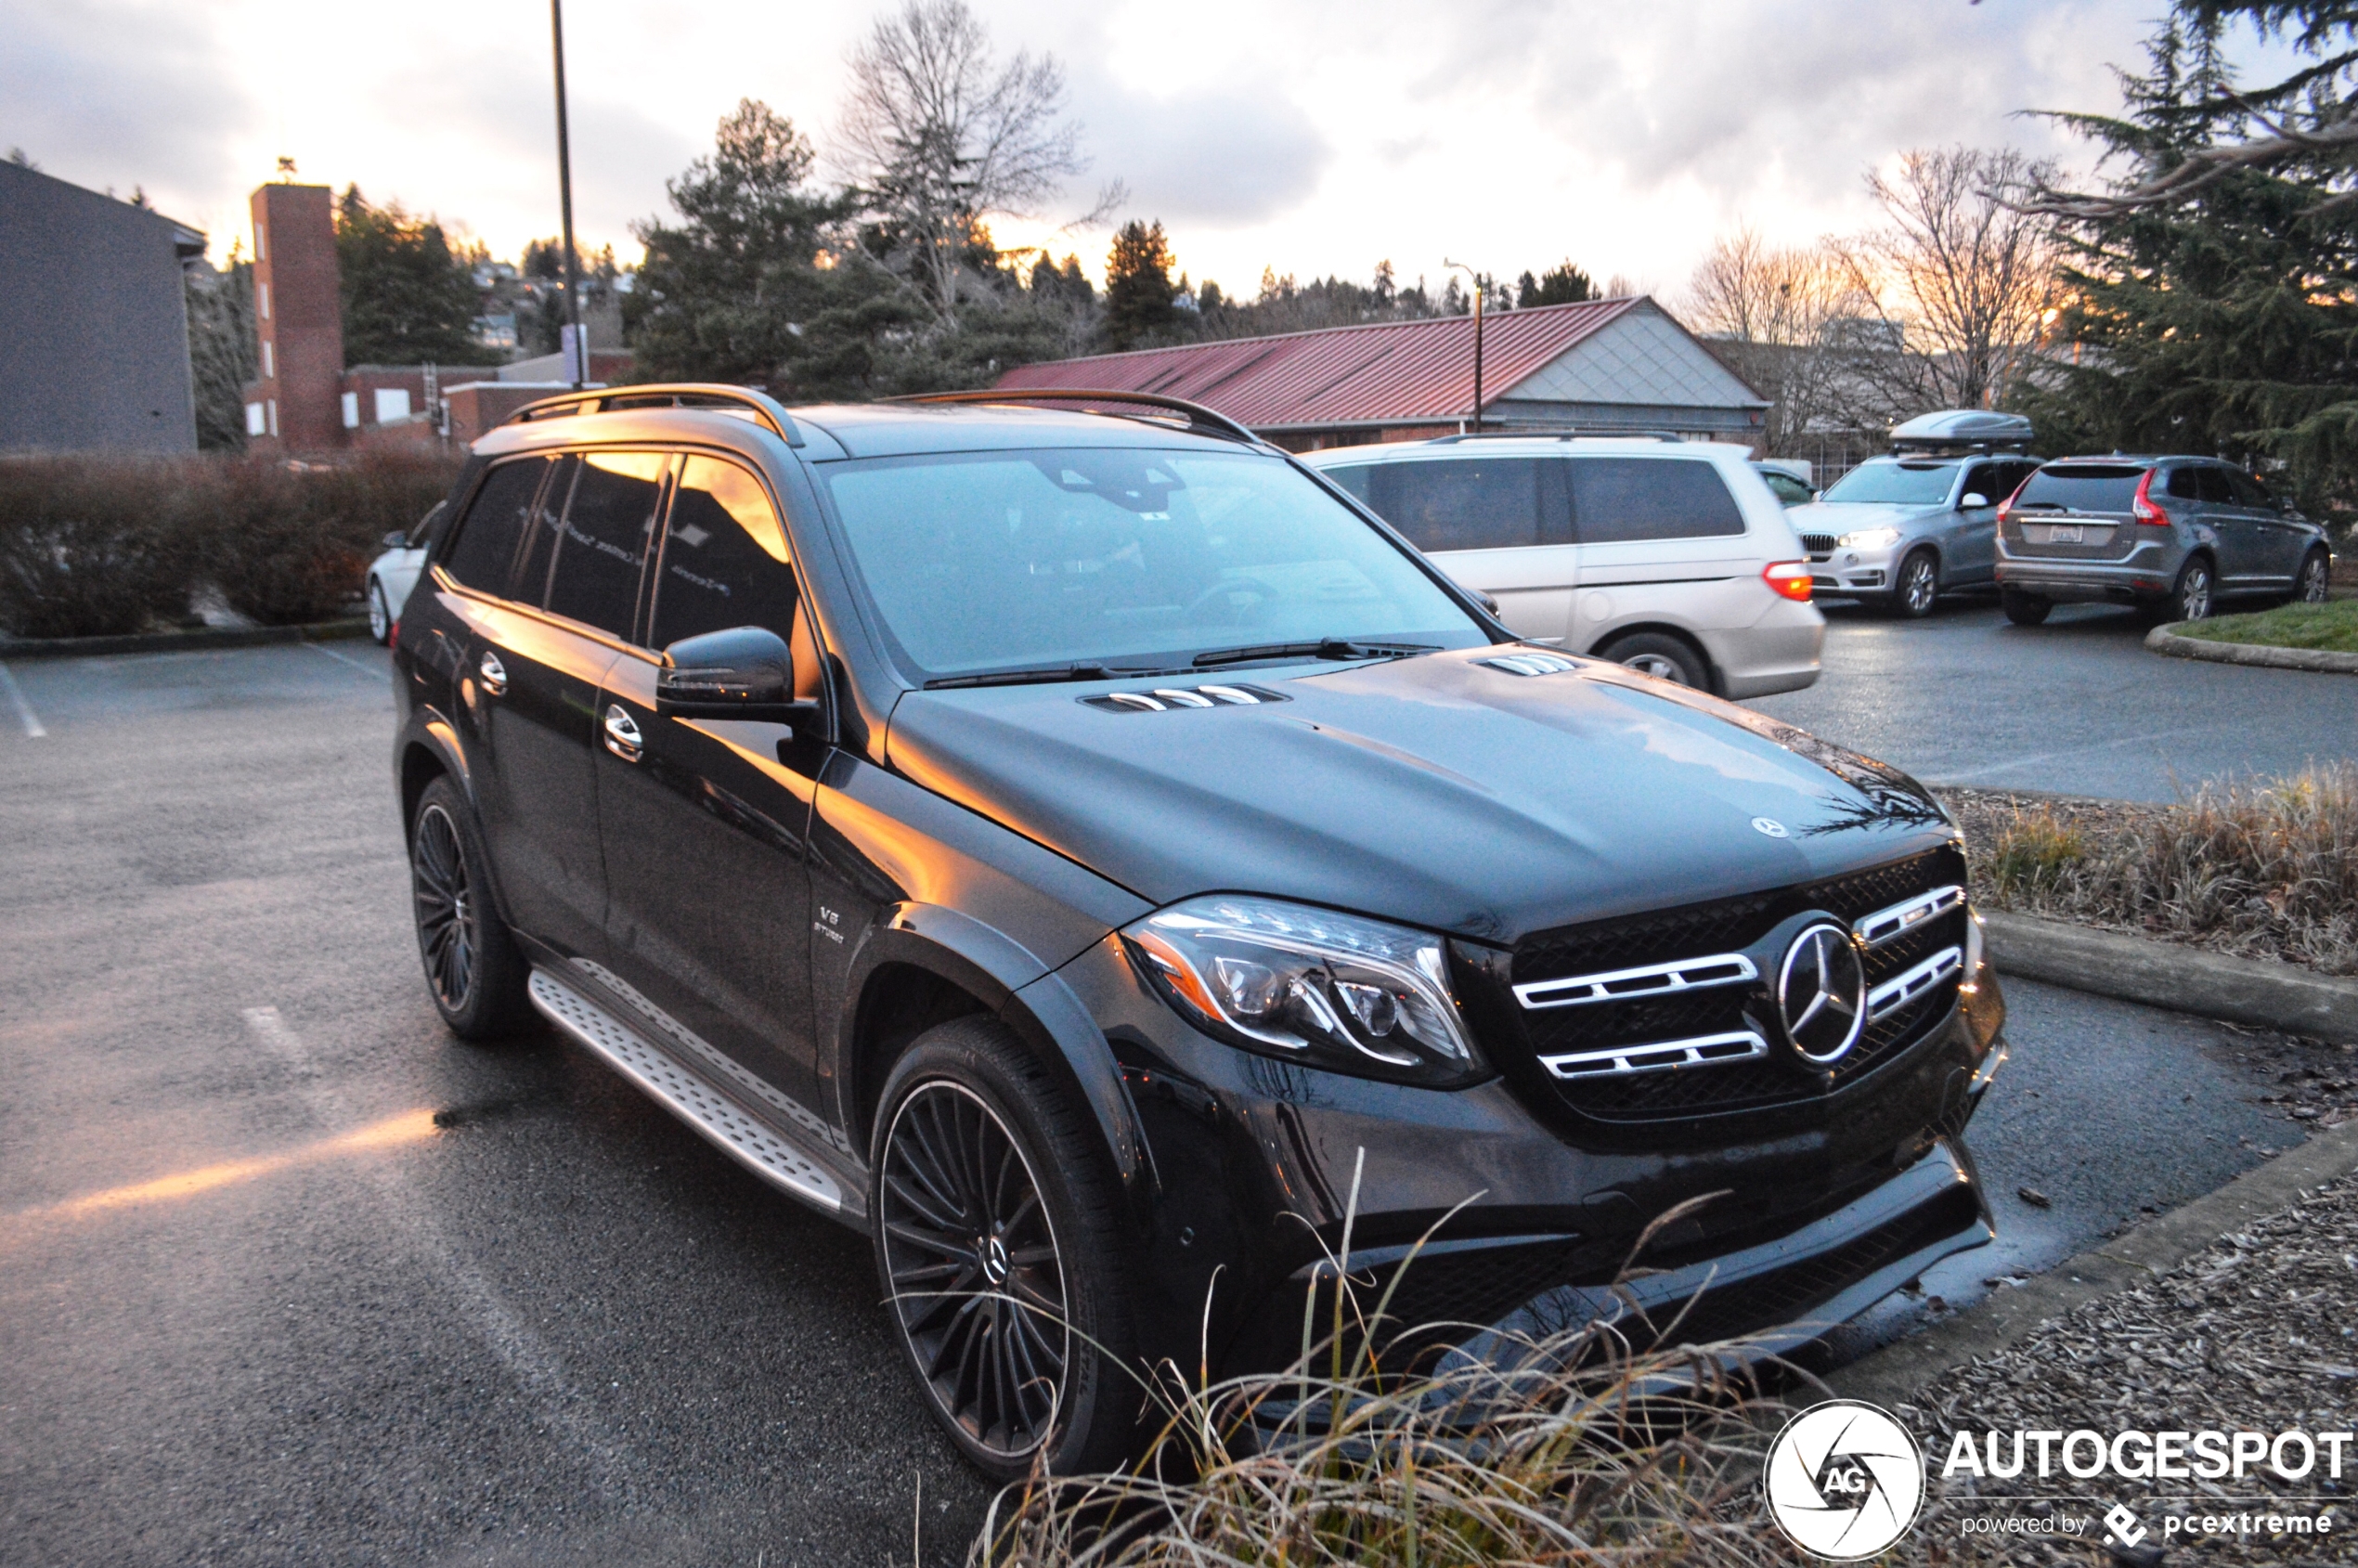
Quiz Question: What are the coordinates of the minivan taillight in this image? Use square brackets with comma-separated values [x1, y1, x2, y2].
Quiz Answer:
[2132, 468, 2169, 525]
[1762, 561, 1813, 602]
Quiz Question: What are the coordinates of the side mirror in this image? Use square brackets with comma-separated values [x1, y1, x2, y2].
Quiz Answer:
[656, 626, 817, 725]
[1475, 589, 1502, 617]
[382, 529, 410, 551]
[1960, 493, 1990, 510]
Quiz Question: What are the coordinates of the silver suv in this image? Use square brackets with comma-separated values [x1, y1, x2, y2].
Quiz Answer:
[1994, 456, 2335, 624]
[1788, 411, 2041, 618]
[1303, 434, 1822, 696]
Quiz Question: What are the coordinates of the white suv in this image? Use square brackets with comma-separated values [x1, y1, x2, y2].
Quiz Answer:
[1303, 435, 1823, 695]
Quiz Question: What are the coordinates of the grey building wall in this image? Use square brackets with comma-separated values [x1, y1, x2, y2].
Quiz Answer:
[0, 162, 203, 453]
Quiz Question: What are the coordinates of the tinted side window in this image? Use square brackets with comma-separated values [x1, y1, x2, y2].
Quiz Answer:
[1323, 465, 1377, 504]
[545, 451, 667, 638]
[440, 457, 552, 597]
[1962, 463, 2002, 505]
[1368, 459, 1545, 551]
[2227, 469, 2275, 508]
[2196, 467, 2237, 505]
[2165, 465, 2203, 500]
[508, 454, 580, 610]
[1570, 458, 1746, 543]
[649, 457, 800, 649]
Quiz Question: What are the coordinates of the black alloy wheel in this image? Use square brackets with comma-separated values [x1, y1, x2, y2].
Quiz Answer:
[1895, 549, 1940, 618]
[369, 579, 393, 643]
[2170, 556, 2215, 622]
[879, 1081, 1069, 1462]
[872, 1018, 1137, 1482]
[2297, 550, 2332, 604]
[408, 776, 533, 1040]
[2000, 588, 2053, 626]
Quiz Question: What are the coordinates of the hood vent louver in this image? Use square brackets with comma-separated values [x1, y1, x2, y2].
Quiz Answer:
[1082, 683, 1287, 713]
[1482, 652, 1579, 677]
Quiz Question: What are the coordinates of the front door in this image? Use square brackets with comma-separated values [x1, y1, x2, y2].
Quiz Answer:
[1949, 460, 2010, 585]
[593, 454, 832, 1139]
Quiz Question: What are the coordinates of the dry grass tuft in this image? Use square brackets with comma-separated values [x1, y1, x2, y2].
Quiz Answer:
[1968, 764, 2358, 974]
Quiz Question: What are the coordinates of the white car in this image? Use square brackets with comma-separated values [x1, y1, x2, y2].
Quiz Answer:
[364, 501, 443, 643]
[1303, 434, 1823, 695]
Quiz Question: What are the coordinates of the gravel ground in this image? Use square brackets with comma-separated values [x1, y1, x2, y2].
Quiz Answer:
[1892, 1170, 2358, 1566]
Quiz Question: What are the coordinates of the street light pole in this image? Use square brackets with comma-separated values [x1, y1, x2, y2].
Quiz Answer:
[550, 0, 585, 390]
[1444, 259, 1484, 433]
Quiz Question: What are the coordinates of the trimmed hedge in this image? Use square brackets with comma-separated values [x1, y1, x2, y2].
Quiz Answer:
[0, 449, 463, 638]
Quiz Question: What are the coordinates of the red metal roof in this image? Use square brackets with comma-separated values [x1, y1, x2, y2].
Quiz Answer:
[993, 297, 1644, 430]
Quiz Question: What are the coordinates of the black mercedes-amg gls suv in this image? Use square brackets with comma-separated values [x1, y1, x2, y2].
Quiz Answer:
[389, 384, 2007, 1480]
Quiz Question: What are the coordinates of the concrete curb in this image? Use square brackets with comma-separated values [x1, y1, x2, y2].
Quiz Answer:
[1828, 1116, 2358, 1409]
[2146, 621, 2358, 674]
[1983, 911, 2358, 1043]
[0, 618, 373, 661]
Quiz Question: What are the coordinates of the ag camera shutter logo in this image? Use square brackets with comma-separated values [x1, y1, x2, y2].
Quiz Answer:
[1766, 1399, 1926, 1560]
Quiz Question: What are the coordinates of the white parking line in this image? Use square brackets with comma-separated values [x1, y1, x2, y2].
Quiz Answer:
[0, 663, 45, 737]
[302, 640, 382, 677]
[240, 1005, 635, 1492]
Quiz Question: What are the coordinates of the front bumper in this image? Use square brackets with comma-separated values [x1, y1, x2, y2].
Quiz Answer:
[1055, 931, 2006, 1378]
[1809, 540, 1899, 599]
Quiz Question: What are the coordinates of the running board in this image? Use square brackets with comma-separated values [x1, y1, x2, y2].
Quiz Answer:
[527, 968, 846, 1215]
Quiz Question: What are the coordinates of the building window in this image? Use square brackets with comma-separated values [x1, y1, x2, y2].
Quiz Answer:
[259, 282, 270, 321]
[374, 388, 412, 424]
[342, 392, 360, 429]
[255, 226, 265, 262]
[266, 399, 279, 438]
[261, 340, 274, 378]
[245, 402, 266, 437]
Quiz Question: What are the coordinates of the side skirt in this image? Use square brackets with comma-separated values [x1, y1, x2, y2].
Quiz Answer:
[527, 967, 858, 1222]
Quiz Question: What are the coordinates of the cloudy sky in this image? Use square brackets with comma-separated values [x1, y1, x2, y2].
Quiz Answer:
[2, 0, 2276, 300]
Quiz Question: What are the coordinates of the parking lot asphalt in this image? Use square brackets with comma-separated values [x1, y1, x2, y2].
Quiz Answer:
[0, 631, 2337, 1564]
[1750, 595, 2358, 801]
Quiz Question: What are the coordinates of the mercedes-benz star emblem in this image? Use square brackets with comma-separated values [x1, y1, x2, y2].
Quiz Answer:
[1752, 816, 1789, 837]
[1778, 921, 1867, 1063]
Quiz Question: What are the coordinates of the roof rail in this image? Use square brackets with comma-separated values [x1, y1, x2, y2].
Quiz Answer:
[499, 383, 802, 447]
[1426, 428, 1687, 445]
[882, 388, 1263, 446]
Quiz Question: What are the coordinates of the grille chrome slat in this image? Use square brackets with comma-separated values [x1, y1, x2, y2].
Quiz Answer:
[1540, 1030, 1768, 1081]
[1854, 884, 1964, 949]
[1867, 946, 1963, 1021]
[1513, 952, 1757, 1011]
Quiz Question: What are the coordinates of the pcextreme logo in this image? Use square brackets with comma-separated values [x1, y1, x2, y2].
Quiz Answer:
[1765, 1399, 1927, 1561]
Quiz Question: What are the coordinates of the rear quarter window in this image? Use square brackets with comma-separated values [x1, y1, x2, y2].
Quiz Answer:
[1569, 458, 1746, 543]
[2015, 464, 2147, 513]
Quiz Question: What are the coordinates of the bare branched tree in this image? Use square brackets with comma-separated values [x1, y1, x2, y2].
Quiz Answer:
[836, 0, 1105, 319]
[1682, 227, 1868, 451]
[1834, 147, 2059, 411]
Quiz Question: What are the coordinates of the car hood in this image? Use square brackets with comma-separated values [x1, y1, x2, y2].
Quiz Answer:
[882, 649, 1955, 944]
[1789, 500, 1943, 532]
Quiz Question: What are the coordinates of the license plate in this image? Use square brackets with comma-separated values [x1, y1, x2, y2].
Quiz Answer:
[2050, 524, 2082, 544]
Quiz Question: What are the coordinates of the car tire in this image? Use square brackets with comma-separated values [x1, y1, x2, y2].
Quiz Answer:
[2295, 549, 2332, 605]
[408, 776, 535, 1041]
[1597, 631, 1709, 689]
[368, 579, 393, 644]
[872, 1017, 1140, 1484]
[2160, 555, 2216, 623]
[2000, 589, 2053, 627]
[1894, 549, 1940, 619]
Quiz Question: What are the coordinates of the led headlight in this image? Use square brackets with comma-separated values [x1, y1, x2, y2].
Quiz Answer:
[1838, 525, 1903, 550]
[1123, 895, 1488, 1087]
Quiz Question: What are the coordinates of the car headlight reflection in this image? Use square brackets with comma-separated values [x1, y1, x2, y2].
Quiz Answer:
[1838, 525, 1903, 550]
[1123, 895, 1488, 1087]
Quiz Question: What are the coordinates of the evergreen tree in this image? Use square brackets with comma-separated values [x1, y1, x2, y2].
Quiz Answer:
[334, 188, 482, 366]
[186, 248, 256, 451]
[1521, 260, 1597, 306]
[1102, 219, 1178, 349]
[2025, 4, 2358, 522]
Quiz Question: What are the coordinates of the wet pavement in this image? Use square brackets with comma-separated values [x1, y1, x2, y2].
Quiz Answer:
[0, 632, 2341, 1564]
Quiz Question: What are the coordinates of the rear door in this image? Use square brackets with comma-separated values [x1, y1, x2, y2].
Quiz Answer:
[593, 453, 831, 1129]
[1346, 457, 1574, 641]
[1563, 455, 1756, 650]
[2192, 465, 2270, 587]
[2228, 468, 2307, 583]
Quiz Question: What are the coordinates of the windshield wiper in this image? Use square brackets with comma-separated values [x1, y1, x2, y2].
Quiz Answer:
[1191, 638, 1439, 669]
[924, 661, 1173, 691]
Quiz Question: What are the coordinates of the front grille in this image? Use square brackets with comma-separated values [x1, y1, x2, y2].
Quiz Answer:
[1498, 847, 1968, 1122]
[1801, 532, 1837, 557]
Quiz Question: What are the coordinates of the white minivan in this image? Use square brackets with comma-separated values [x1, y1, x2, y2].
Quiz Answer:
[1303, 434, 1823, 696]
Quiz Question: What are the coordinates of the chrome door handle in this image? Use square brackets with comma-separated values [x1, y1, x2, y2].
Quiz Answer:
[477, 651, 508, 696]
[602, 703, 643, 763]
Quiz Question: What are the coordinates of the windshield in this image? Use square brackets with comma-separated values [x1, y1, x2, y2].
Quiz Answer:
[1820, 460, 1959, 506]
[818, 447, 1485, 680]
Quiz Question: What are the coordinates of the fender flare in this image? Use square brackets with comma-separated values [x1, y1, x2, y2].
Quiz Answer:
[840, 907, 1147, 1196]
[395, 711, 521, 927]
